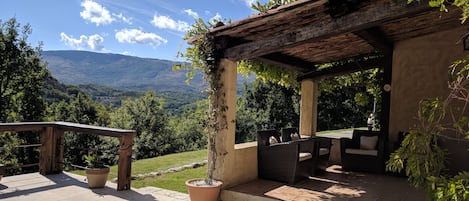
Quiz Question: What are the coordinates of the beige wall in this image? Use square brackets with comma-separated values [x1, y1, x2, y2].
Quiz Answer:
[390, 26, 469, 142]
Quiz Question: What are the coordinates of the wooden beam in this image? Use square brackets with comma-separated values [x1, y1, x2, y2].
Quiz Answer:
[223, 0, 431, 60]
[297, 56, 385, 81]
[354, 27, 393, 54]
[256, 53, 316, 73]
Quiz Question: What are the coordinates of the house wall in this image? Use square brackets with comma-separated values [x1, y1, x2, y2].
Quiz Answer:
[390, 26, 469, 141]
[390, 26, 469, 174]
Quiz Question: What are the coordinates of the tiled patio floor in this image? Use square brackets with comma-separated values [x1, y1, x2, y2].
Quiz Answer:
[223, 165, 426, 201]
[0, 172, 188, 201]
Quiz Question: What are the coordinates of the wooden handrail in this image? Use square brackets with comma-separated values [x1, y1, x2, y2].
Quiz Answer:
[0, 121, 135, 191]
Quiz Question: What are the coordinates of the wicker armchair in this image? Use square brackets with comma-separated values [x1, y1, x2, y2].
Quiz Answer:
[257, 129, 317, 184]
[281, 128, 332, 173]
[340, 130, 385, 173]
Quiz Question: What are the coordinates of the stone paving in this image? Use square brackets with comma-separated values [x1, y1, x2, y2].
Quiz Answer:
[0, 172, 189, 201]
[224, 165, 425, 201]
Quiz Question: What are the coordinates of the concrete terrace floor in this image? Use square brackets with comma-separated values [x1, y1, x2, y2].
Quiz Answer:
[0, 172, 188, 201]
[223, 165, 426, 201]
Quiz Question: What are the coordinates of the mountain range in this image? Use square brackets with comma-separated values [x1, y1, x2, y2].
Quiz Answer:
[42, 50, 205, 92]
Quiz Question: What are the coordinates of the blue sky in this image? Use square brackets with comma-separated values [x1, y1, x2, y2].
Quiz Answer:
[1, 0, 265, 61]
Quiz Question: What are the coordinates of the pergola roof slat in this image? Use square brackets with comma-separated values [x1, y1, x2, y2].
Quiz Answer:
[221, 0, 431, 62]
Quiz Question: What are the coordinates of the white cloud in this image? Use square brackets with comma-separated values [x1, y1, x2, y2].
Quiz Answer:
[113, 13, 132, 24]
[115, 29, 168, 47]
[80, 0, 114, 26]
[210, 13, 222, 23]
[87, 34, 105, 50]
[183, 9, 199, 19]
[60, 33, 105, 51]
[151, 14, 190, 32]
[243, 0, 257, 8]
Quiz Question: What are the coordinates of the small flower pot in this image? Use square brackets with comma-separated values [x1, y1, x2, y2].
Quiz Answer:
[85, 167, 110, 188]
[185, 178, 222, 201]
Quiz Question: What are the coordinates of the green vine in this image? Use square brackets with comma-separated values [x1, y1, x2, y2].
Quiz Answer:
[175, 19, 228, 185]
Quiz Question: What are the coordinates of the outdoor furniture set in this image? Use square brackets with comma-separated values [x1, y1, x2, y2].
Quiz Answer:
[258, 128, 385, 184]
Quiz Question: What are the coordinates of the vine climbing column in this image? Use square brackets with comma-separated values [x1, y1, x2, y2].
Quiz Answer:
[210, 58, 237, 187]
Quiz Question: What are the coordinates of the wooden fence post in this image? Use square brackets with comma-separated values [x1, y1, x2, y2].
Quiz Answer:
[39, 126, 54, 175]
[117, 133, 134, 190]
[54, 128, 64, 173]
[40, 126, 63, 175]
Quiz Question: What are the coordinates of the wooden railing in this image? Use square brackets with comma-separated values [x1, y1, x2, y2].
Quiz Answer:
[0, 121, 135, 191]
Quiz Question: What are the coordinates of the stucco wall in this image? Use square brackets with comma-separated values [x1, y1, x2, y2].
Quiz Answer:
[390, 26, 469, 142]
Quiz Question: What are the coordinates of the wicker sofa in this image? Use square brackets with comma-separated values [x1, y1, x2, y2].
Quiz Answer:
[257, 129, 317, 184]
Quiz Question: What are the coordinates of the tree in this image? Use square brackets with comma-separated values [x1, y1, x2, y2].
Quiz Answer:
[49, 92, 109, 167]
[169, 100, 208, 152]
[0, 18, 48, 174]
[0, 18, 48, 122]
[111, 91, 173, 159]
[236, 80, 300, 143]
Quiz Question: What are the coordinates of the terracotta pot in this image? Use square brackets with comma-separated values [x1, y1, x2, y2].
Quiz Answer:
[85, 167, 110, 188]
[185, 178, 222, 201]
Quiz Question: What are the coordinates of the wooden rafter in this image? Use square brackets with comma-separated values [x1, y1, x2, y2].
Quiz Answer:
[354, 27, 393, 54]
[222, 0, 431, 61]
[297, 56, 385, 81]
[256, 53, 316, 73]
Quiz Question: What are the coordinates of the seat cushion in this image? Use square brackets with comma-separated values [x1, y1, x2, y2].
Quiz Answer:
[269, 136, 279, 145]
[290, 133, 300, 141]
[360, 136, 378, 150]
[299, 152, 312, 162]
[345, 148, 378, 156]
[319, 148, 330, 156]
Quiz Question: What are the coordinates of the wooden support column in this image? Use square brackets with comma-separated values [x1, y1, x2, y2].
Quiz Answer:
[211, 59, 237, 187]
[117, 133, 134, 190]
[299, 79, 319, 137]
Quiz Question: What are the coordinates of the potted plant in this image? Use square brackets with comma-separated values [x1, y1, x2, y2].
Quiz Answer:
[83, 153, 109, 188]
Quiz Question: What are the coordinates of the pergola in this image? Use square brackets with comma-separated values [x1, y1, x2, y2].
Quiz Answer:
[201, 0, 465, 189]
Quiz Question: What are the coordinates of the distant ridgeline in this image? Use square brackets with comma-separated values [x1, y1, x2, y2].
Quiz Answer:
[42, 50, 205, 92]
[41, 50, 252, 114]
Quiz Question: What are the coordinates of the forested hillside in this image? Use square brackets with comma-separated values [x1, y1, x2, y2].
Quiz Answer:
[42, 50, 205, 92]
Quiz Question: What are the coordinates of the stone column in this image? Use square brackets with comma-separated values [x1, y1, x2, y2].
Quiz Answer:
[211, 59, 237, 187]
[299, 79, 319, 137]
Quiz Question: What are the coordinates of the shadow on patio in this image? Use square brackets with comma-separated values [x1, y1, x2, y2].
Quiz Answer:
[223, 165, 425, 201]
[0, 172, 188, 201]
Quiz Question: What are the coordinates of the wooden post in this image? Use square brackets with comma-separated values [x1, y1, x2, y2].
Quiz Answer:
[54, 128, 65, 173]
[117, 133, 134, 190]
[39, 126, 54, 175]
[40, 126, 63, 174]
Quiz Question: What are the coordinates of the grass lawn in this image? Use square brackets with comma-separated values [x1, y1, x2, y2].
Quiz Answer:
[132, 165, 206, 193]
[69, 149, 207, 180]
[316, 127, 367, 135]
